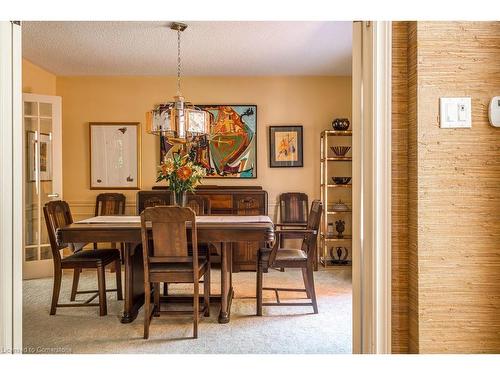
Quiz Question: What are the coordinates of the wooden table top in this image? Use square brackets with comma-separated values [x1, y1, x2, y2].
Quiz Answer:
[58, 215, 275, 244]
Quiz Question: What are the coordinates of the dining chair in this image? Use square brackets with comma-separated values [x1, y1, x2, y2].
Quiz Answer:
[162, 193, 213, 296]
[277, 192, 309, 242]
[140, 206, 210, 339]
[279, 192, 309, 226]
[136, 190, 171, 215]
[256, 199, 323, 315]
[94, 193, 126, 264]
[43, 200, 123, 316]
[186, 193, 211, 215]
[94, 192, 126, 217]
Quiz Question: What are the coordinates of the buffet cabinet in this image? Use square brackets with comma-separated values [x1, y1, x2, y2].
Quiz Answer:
[149, 185, 268, 272]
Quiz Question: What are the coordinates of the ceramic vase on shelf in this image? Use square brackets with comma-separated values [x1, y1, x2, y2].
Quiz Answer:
[331, 118, 350, 131]
[330, 247, 349, 263]
[335, 219, 345, 238]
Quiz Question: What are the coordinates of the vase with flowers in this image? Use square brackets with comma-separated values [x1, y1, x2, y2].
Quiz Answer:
[156, 153, 206, 206]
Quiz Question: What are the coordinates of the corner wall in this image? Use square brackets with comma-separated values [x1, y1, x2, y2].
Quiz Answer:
[22, 59, 56, 95]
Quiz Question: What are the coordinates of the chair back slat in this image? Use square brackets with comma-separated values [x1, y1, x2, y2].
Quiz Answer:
[140, 206, 199, 281]
[279, 192, 308, 224]
[95, 193, 126, 216]
[43, 200, 75, 264]
[151, 221, 189, 257]
[301, 200, 323, 256]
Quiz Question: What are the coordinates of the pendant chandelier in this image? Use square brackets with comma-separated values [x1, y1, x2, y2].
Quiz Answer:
[146, 22, 210, 143]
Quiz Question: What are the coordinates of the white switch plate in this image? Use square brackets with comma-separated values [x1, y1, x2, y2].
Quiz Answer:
[440, 97, 472, 128]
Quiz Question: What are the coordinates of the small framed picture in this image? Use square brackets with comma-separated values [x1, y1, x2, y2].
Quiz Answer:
[27, 131, 52, 181]
[269, 125, 303, 168]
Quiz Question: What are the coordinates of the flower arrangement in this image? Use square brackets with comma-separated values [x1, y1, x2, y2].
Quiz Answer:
[157, 154, 206, 205]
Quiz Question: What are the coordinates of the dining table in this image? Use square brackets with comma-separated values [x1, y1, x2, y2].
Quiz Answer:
[57, 215, 274, 324]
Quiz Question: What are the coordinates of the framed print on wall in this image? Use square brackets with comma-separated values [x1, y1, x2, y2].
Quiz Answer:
[89, 122, 141, 189]
[160, 104, 257, 178]
[269, 125, 304, 167]
[27, 131, 52, 181]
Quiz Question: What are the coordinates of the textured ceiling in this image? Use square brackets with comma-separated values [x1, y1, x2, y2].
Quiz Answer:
[22, 21, 352, 76]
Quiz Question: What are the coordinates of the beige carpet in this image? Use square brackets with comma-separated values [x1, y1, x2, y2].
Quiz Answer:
[23, 267, 352, 354]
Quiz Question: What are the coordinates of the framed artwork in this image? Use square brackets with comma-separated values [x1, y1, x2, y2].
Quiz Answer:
[89, 122, 141, 189]
[269, 125, 304, 168]
[27, 131, 52, 181]
[160, 105, 257, 178]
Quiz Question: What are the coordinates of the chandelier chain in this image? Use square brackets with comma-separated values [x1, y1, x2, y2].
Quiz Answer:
[177, 26, 181, 96]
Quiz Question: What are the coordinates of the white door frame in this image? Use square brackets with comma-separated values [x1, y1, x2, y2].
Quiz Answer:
[0, 21, 23, 354]
[0, 20, 393, 355]
[352, 21, 392, 354]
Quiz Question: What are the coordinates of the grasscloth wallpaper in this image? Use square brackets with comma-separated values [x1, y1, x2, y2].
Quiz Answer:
[392, 21, 500, 353]
[391, 21, 409, 354]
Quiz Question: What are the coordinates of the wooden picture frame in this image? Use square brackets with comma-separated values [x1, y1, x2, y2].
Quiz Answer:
[89, 122, 141, 190]
[269, 125, 304, 168]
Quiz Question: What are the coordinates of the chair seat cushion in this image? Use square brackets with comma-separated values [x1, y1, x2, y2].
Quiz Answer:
[275, 249, 307, 262]
[61, 248, 120, 267]
[258, 248, 307, 264]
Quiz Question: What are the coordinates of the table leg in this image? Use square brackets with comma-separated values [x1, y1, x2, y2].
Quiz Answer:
[120, 242, 144, 323]
[218, 242, 234, 323]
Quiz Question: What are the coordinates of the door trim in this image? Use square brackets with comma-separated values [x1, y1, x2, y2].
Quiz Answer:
[352, 21, 392, 354]
[0, 20, 23, 354]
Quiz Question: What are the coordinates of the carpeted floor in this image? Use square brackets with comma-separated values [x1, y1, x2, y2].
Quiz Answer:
[23, 267, 352, 354]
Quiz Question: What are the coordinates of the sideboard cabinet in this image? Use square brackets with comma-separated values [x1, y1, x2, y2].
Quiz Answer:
[149, 185, 268, 272]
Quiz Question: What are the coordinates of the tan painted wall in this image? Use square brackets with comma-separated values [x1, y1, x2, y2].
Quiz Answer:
[55, 75, 352, 220]
[22, 59, 57, 95]
[392, 21, 500, 354]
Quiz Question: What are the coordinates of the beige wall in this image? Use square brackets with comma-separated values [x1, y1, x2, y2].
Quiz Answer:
[22, 59, 56, 95]
[56, 75, 352, 219]
[392, 21, 500, 354]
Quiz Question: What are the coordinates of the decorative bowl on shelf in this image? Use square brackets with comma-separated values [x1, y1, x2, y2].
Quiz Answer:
[331, 118, 350, 131]
[330, 146, 351, 156]
[332, 200, 350, 211]
[332, 177, 352, 185]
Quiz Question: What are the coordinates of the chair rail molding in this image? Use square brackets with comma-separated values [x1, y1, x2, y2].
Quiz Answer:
[0, 21, 22, 353]
[352, 20, 392, 354]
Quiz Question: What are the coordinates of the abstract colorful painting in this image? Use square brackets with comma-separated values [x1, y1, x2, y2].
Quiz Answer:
[269, 125, 303, 167]
[160, 105, 257, 178]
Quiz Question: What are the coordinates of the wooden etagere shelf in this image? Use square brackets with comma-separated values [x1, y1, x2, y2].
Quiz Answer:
[321, 157, 352, 162]
[319, 129, 352, 268]
[320, 259, 353, 267]
[324, 130, 352, 136]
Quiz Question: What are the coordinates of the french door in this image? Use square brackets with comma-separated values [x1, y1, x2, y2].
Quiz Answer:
[23, 93, 62, 279]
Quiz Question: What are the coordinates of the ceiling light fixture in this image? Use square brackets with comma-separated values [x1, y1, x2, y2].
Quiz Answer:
[146, 22, 210, 144]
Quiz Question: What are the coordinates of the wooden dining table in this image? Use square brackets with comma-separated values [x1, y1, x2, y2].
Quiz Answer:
[57, 215, 274, 324]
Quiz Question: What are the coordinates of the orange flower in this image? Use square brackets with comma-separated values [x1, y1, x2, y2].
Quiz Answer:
[176, 165, 193, 181]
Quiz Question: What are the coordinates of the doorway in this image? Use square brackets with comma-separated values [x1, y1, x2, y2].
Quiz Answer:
[1, 20, 392, 355]
[23, 93, 62, 279]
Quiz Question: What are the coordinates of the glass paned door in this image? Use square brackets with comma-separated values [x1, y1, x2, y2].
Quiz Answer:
[23, 94, 62, 279]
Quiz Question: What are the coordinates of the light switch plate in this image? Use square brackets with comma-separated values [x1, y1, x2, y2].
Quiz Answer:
[440, 97, 472, 128]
